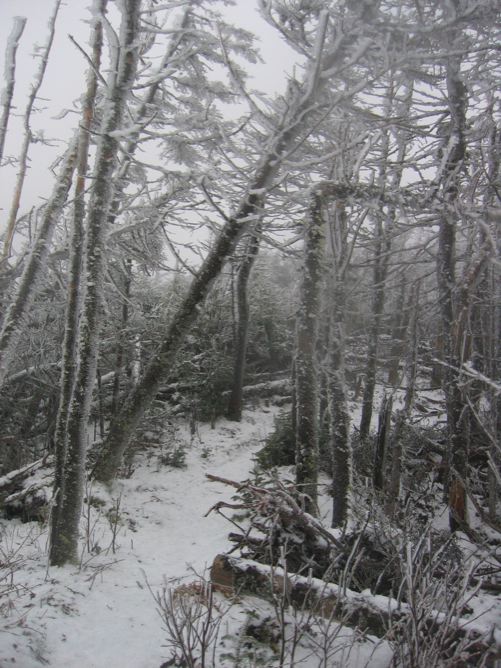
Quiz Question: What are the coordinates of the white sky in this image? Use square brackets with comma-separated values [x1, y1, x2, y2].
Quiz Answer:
[0, 0, 296, 231]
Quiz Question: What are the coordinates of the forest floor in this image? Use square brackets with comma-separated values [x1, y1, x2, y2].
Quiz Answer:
[0, 390, 499, 667]
[0, 403, 394, 668]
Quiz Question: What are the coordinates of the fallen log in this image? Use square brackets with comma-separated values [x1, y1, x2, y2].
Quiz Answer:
[221, 379, 292, 400]
[210, 554, 500, 665]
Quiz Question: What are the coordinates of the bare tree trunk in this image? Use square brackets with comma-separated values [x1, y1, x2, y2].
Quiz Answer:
[227, 226, 260, 422]
[49, 0, 105, 564]
[0, 17, 27, 167]
[329, 278, 350, 527]
[111, 258, 133, 417]
[437, 28, 469, 531]
[324, 201, 351, 528]
[295, 190, 324, 513]
[50, 0, 141, 566]
[1, 0, 62, 262]
[387, 275, 408, 387]
[373, 394, 392, 492]
[385, 284, 420, 516]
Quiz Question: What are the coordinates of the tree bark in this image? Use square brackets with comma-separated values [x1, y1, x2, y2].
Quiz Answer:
[295, 190, 324, 513]
[437, 20, 469, 531]
[385, 284, 420, 516]
[49, 0, 105, 565]
[326, 203, 351, 528]
[227, 226, 261, 421]
[0, 17, 27, 167]
[50, 0, 141, 566]
[373, 394, 392, 492]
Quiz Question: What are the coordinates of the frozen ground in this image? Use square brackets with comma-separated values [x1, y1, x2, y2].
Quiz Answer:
[0, 408, 281, 667]
[1, 407, 390, 668]
[0, 400, 497, 667]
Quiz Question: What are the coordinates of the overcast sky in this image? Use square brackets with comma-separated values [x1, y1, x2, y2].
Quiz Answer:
[0, 0, 296, 231]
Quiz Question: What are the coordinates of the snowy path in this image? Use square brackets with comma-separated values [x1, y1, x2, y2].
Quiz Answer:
[0, 409, 278, 668]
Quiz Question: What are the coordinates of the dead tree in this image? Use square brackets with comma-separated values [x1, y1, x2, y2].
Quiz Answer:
[0, 140, 77, 387]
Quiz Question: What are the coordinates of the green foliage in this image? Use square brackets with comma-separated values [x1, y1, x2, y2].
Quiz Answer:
[255, 410, 295, 470]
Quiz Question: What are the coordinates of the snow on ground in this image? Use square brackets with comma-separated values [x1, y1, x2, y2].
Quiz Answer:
[0, 405, 395, 668]
[0, 408, 278, 667]
[2, 385, 498, 668]
[7, 389, 495, 667]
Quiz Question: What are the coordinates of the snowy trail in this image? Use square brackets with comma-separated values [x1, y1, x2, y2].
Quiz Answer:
[0, 409, 278, 668]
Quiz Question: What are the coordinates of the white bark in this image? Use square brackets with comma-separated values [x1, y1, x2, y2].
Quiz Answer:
[0, 17, 27, 167]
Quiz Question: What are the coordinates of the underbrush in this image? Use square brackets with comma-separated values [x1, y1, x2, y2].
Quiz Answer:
[198, 413, 501, 668]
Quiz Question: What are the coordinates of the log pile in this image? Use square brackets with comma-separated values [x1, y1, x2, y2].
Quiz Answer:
[206, 473, 500, 666]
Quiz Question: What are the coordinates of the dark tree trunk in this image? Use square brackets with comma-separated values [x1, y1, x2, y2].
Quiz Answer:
[437, 39, 469, 532]
[227, 226, 261, 422]
[359, 217, 391, 441]
[373, 394, 392, 492]
[295, 191, 324, 513]
[387, 276, 408, 387]
[385, 284, 420, 516]
[329, 281, 350, 527]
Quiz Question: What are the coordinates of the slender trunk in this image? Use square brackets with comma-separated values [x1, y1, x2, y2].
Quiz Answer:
[359, 216, 391, 441]
[111, 258, 133, 417]
[227, 226, 260, 421]
[295, 190, 324, 513]
[385, 284, 420, 516]
[49, 0, 105, 564]
[0, 17, 27, 167]
[2, 0, 62, 261]
[50, 0, 141, 566]
[0, 140, 77, 387]
[387, 276, 408, 387]
[359, 78, 411, 439]
[373, 394, 392, 492]
[438, 39, 469, 531]
[329, 279, 350, 527]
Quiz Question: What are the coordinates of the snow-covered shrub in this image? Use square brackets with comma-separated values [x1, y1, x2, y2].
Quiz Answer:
[388, 530, 490, 667]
